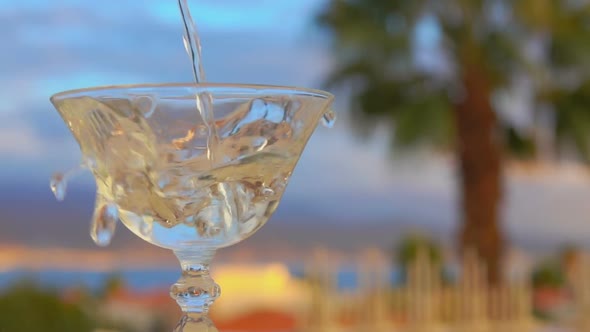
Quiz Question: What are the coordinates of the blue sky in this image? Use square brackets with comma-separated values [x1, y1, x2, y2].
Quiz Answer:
[2, 0, 590, 257]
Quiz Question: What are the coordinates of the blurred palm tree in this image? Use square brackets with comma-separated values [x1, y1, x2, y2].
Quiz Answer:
[318, 0, 590, 284]
[397, 234, 442, 268]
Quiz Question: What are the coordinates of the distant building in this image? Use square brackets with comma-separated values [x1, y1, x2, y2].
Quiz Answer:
[100, 288, 177, 331]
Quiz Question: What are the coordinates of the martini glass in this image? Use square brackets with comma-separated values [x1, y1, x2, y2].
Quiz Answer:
[50, 83, 334, 332]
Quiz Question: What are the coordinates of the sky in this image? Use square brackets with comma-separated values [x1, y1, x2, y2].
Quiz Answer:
[2, 0, 590, 267]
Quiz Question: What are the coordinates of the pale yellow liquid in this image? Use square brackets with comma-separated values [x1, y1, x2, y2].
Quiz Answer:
[55, 95, 304, 249]
[117, 152, 295, 249]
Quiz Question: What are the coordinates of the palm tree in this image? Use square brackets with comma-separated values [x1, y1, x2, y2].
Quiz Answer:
[317, 0, 590, 284]
[397, 234, 442, 269]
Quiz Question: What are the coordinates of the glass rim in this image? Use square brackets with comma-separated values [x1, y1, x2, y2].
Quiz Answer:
[50, 82, 334, 102]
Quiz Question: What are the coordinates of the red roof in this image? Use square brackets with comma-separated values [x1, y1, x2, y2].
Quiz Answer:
[215, 310, 298, 331]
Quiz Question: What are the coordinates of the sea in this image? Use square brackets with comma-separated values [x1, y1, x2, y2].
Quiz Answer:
[0, 267, 401, 293]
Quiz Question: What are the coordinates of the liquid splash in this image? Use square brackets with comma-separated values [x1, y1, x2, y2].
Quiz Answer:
[50, 173, 67, 201]
[321, 109, 337, 128]
[50, 166, 85, 201]
[91, 198, 119, 246]
[50, 164, 119, 246]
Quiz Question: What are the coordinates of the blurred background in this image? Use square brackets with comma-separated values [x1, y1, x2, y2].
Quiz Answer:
[4, 0, 590, 331]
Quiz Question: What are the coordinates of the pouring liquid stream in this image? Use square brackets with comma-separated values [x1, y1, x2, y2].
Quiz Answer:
[178, 0, 206, 83]
[178, 0, 335, 132]
[178, 0, 219, 165]
[82, 0, 219, 247]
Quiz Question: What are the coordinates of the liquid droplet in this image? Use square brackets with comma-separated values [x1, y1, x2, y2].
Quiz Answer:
[49, 165, 86, 202]
[90, 200, 119, 247]
[50, 173, 67, 201]
[321, 109, 337, 128]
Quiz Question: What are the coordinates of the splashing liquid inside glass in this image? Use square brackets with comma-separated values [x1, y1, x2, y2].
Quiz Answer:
[178, 0, 219, 165]
[51, 1, 335, 250]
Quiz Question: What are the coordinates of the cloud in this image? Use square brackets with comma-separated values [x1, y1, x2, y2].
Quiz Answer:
[0, 114, 82, 180]
[0, 123, 43, 158]
[0, 0, 329, 81]
[148, 0, 324, 33]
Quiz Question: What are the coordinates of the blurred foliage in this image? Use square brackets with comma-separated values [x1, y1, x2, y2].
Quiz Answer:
[0, 282, 94, 332]
[100, 273, 126, 298]
[560, 244, 582, 267]
[531, 261, 566, 289]
[0, 281, 138, 332]
[396, 234, 453, 285]
[317, 0, 590, 158]
[396, 234, 442, 267]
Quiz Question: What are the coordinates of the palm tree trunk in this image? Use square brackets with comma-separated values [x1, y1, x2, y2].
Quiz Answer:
[454, 60, 504, 285]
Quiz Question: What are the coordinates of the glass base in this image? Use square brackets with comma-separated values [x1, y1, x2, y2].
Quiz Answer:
[174, 313, 219, 332]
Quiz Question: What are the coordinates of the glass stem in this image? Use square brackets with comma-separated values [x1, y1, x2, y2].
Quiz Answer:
[173, 312, 218, 332]
[170, 249, 220, 314]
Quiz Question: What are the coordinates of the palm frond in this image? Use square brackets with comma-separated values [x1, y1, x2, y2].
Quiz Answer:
[554, 80, 590, 163]
[502, 126, 536, 159]
[317, 0, 590, 162]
